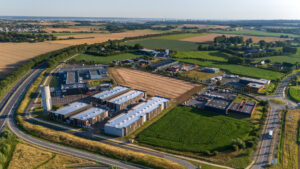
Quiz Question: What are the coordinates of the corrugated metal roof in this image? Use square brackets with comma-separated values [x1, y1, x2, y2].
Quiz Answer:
[109, 90, 144, 105]
[54, 102, 89, 116]
[71, 107, 107, 120]
[93, 86, 129, 100]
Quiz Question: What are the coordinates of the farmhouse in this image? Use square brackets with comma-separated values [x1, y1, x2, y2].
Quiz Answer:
[149, 60, 179, 71]
[229, 101, 257, 117]
[92, 86, 130, 104]
[107, 90, 146, 111]
[204, 98, 233, 115]
[49, 102, 91, 121]
[104, 96, 170, 136]
[70, 107, 108, 127]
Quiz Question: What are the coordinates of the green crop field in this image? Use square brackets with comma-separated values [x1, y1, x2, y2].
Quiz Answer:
[254, 47, 300, 64]
[211, 29, 299, 38]
[136, 106, 253, 153]
[123, 39, 199, 51]
[175, 58, 284, 80]
[72, 53, 141, 64]
[155, 33, 206, 40]
[288, 86, 300, 102]
[175, 51, 229, 62]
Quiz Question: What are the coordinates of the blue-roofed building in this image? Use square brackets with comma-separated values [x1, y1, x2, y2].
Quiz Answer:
[104, 97, 170, 136]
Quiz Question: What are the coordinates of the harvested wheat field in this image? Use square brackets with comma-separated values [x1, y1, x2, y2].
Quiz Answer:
[181, 33, 292, 43]
[51, 30, 158, 45]
[44, 26, 101, 33]
[109, 68, 202, 102]
[0, 42, 70, 78]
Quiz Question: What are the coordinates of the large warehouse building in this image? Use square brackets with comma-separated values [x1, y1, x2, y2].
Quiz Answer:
[70, 107, 108, 127]
[92, 86, 130, 104]
[104, 97, 170, 136]
[107, 90, 146, 111]
[49, 102, 91, 121]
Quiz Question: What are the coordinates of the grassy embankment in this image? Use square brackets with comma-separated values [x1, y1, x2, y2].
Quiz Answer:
[0, 127, 18, 169]
[14, 70, 186, 169]
[7, 140, 103, 169]
[288, 86, 300, 102]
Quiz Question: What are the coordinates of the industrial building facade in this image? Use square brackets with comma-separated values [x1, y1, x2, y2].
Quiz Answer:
[70, 107, 108, 127]
[107, 90, 146, 111]
[104, 97, 170, 136]
[92, 86, 130, 104]
[49, 102, 91, 121]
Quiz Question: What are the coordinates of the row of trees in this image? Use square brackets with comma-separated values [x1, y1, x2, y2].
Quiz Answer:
[0, 128, 17, 169]
[0, 32, 56, 42]
[85, 40, 143, 56]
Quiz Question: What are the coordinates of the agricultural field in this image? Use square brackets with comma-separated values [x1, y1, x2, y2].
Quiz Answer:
[175, 51, 229, 62]
[181, 33, 292, 43]
[52, 30, 159, 45]
[136, 106, 253, 168]
[8, 142, 102, 169]
[109, 68, 201, 102]
[180, 24, 230, 30]
[288, 86, 300, 102]
[254, 47, 300, 64]
[155, 33, 206, 40]
[0, 42, 70, 79]
[175, 58, 284, 80]
[72, 53, 142, 64]
[211, 29, 300, 38]
[122, 38, 199, 51]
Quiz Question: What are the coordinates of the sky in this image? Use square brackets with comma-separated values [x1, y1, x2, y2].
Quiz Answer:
[0, 0, 300, 20]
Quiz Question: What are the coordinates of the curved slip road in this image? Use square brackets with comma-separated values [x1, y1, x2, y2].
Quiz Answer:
[0, 68, 140, 169]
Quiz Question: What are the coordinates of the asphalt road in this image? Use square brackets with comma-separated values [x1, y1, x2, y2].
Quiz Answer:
[252, 73, 298, 169]
[0, 68, 141, 169]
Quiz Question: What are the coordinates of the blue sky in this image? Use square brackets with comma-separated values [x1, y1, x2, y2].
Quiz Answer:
[0, 0, 300, 20]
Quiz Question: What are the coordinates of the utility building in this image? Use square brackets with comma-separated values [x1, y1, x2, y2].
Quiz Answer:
[70, 107, 108, 127]
[40, 85, 52, 112]
[104, 97, 170, 136]
[229, 101, 257, 117]
[107, 90, 146, 111]
[92, 86, 130, 104]
[49, 102, 91, 122]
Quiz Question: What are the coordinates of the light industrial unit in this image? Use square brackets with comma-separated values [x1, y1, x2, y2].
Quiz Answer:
[104, 97, 170, 136]
[92, 86, 130, 104]
[70, 107, 108, 127]
[107, 90, 146, 111]
[49, 102, 91, 121]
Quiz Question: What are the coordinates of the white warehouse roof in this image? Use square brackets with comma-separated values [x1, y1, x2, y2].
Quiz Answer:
[54, 102, 89, 116]
[109, 90, 144, 105]
[105, 97, 169, 129]
[71, 107, 107, 121]
[93, 86, 129, 100]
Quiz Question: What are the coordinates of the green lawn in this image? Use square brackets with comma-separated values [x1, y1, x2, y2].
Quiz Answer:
[136, 106, 253, 153]
[175, 51, 229, 62]
[72, 53, 141, 64]
[176, 58, 284, 80]
[122, 39, 199, 51]
[288, 86, 300, 102]
[211, 29, 300, 38]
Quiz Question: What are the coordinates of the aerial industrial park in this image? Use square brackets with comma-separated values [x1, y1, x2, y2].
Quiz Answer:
[1, 1, 300, 169]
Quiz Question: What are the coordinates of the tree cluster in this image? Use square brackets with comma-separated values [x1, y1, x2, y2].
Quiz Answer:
[0, 32, 56, 42]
